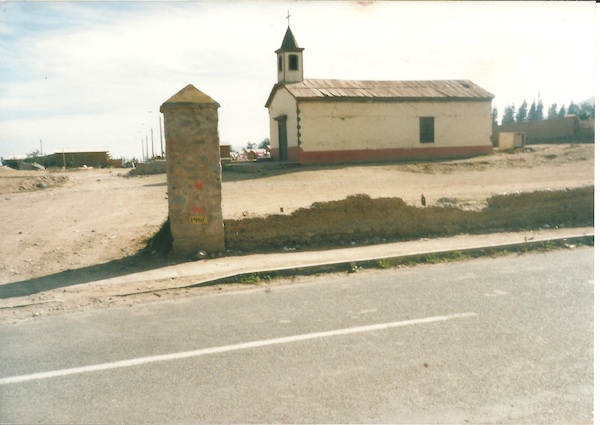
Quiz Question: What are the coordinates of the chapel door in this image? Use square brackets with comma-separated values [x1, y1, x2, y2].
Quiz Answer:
[277, 118, 288, 162]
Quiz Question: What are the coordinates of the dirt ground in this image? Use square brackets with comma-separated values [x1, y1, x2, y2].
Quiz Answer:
[0, 143, 594, 322]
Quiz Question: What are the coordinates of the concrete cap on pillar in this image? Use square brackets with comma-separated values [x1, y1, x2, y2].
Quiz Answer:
[160, 84, 220, 112]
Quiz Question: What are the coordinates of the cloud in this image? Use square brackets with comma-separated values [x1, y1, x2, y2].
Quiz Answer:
[0, 2, 261, 156]
[0, 1, 595, 159]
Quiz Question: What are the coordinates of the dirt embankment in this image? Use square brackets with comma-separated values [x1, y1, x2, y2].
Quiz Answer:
[0, 144, 594, 323]
[223, 187, 594, 252]
[0, 167, 69, 193]
[0, 143, 594, 283]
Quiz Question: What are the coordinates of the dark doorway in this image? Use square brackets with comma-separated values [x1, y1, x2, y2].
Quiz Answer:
[276, 116, 288, 162]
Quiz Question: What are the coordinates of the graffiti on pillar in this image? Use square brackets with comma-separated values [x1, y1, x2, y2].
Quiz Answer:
[195, 181, 203, 190]
[192, 206, 205, 214]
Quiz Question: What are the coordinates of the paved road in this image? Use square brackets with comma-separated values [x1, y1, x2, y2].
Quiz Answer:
[0, 248, 593, 423]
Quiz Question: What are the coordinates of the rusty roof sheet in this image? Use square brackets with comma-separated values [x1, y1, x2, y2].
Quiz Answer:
[284, 79, 494, 100]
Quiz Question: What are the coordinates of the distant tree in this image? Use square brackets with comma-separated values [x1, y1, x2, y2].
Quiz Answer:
[24, 149, 44, 164]
[547, 103, 558, 119]
[492, 106, 498, 126]
[516, 101, 528, 123]
[527, 100, 537, 121]
[246, 141, 256, 150]
[501, 104, 516, 124]
[558, 105, 566, 118]
[536, 100, 544, 120]
[258, 138, 270, 149]
[26, 149, 41, 160]
[567, 101, 580, 116]
[579, 102, 595, 120]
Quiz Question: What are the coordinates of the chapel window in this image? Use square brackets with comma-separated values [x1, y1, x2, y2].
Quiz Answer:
[420, 117, 435, 143]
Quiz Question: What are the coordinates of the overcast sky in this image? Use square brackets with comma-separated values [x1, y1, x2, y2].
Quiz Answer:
[0, 1, 595, 160]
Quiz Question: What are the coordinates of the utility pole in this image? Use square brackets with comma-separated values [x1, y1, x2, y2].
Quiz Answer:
[145, 136, 149, 162]
[151, 128, 155, 158]
[159, 116, 164, 157]
[141, 139, 144, 162]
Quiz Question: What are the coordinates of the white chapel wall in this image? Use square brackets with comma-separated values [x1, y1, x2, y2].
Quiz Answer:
[267, 89, 299, 149]
[297, 100, 492, 152]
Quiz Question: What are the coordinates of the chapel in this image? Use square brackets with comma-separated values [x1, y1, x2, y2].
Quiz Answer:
[265, 26, 495, 164]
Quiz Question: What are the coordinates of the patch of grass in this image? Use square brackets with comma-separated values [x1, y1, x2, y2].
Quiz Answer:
[446, 250, 467, 261]
[383, 239, 592, 269]
[376, 258, 393, 269]
[496, 249, 511, 256]
[540, 240, 561, 251]
[520, 239, 564, 254]
[422, 254, 440, 264]
[416, 251, 467, 264]
[238, 271, 280, 284]
[400, 258, 418, 267]
[238, 273, 262, 284]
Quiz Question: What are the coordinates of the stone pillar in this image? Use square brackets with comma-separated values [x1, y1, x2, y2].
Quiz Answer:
[160, 84, 225, 257]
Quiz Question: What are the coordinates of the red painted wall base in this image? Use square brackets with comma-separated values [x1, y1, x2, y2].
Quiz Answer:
[270, 145, 493, 164]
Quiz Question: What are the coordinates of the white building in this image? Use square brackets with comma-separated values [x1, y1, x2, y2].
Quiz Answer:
[265, 27, 495, 164]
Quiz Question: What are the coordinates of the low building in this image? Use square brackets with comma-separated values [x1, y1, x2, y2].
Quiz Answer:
[3, 149, 120, 169]
[52, 149, 110, 168]
[493, 115, 594, 145]
[1, 157, 27, 170]
[498, 132, 526, 151]
[220, 145, 231, 160]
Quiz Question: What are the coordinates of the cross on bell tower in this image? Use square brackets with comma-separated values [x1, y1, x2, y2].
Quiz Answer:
[275, 20, 304, 84]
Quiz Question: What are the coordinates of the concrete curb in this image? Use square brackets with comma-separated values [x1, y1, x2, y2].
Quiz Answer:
[122, 233, 593, 297]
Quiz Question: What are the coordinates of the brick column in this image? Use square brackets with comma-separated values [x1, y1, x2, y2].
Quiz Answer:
[160, 84, 225, 257]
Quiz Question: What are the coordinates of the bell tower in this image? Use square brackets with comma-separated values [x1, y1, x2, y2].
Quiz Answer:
[276, 25, 304, 84]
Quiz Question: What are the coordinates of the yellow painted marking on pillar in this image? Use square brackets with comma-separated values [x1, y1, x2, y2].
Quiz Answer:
[190, 215, 208, 224]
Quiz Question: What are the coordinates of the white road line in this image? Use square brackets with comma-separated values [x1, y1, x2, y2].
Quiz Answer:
[0, 312, 477, 385]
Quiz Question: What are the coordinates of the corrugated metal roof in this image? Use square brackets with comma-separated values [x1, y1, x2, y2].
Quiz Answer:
[54, 148, 109, 154]
[284, 79, 494, 100]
